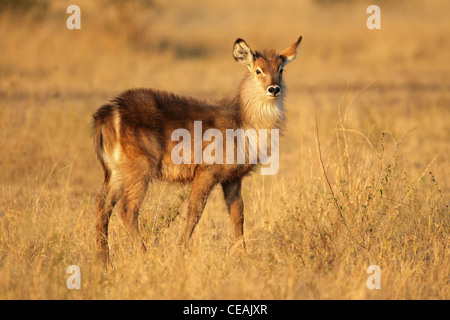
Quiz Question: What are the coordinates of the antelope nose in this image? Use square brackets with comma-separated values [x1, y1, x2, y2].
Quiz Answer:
[267, 85, 281, 96]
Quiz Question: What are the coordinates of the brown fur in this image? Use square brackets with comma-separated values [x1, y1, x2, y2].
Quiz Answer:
[93, 37, 302, 264]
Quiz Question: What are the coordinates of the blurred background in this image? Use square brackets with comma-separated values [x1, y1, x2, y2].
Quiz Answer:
[0, 0, 448, 299]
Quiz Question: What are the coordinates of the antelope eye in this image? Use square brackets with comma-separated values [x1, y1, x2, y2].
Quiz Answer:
[255, 69, 262, 75]
[279, 68, 284, 74]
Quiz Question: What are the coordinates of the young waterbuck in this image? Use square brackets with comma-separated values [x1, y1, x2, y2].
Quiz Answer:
[93, 36, 302, 263]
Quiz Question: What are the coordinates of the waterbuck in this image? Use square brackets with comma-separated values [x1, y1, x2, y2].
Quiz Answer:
[93, 36, 302, 263]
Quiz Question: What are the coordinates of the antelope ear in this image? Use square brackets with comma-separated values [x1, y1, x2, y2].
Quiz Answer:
[233, 38, 255, 68]
[280, 36, 302, 66]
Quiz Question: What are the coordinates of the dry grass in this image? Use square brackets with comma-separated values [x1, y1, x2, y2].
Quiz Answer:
[0, 0, 448, 299]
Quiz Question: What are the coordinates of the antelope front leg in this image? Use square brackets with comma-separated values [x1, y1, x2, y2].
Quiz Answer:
[178, 170, 217, 247]
[222, 179, 245, 249]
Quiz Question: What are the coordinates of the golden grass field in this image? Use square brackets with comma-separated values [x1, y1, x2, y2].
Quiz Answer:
[0, 0, 448, 299]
